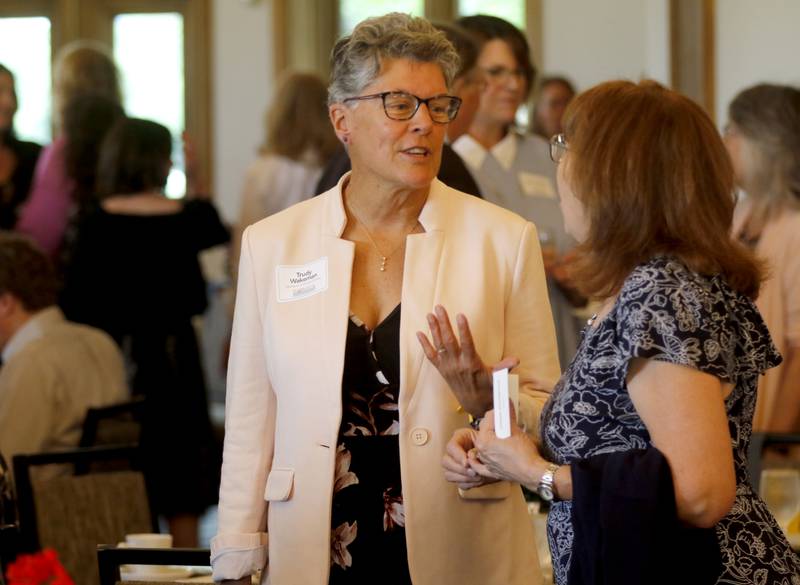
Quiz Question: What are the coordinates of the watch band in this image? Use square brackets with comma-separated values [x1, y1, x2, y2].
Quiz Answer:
[537, 462, 560, 502]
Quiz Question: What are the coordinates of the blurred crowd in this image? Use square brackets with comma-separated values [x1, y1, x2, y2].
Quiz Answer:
[0, 11, 798, 574]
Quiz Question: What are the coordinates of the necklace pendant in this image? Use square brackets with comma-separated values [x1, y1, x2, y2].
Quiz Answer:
[379, 256, 387, 272]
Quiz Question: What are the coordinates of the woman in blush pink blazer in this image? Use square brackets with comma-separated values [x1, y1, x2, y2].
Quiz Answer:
[212, 13, 560, 585]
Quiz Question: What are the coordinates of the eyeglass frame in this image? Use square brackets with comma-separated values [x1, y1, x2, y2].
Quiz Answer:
[342, 91, 462, 124]
[550, 133, 569, 163]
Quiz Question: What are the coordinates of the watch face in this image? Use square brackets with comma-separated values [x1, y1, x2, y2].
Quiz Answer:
[538, 485, 554, 502]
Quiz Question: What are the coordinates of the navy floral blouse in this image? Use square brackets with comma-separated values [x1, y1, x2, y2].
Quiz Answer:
[329, 305, 412, 585]
[541, 257, 800, 585]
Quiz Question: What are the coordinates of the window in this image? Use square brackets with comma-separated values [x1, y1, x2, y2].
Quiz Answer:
[0, 16, 53, 144]
[0, 0, 211, 197]
[458, 0, 526, 30]
[113, 12, 186, 198]
[339, 0, 424, 36]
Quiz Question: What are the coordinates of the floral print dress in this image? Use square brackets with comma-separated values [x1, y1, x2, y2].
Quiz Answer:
[329, 305, 412, 585]
[540, 257, 800, 585]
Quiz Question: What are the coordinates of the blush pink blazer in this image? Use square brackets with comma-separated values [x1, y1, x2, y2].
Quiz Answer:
[212, 177, 560, 584]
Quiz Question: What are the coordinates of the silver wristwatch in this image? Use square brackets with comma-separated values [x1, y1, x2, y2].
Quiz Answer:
[537, 463, 560, 502]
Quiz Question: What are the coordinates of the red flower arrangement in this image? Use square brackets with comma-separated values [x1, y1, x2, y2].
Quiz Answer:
[6, 549, 74, 585]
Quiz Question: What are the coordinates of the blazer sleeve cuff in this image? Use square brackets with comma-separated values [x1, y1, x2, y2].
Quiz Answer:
[210, 532, 268, 580]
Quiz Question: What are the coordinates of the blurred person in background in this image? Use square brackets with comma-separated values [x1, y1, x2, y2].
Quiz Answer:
[0, 232, 126, 476]
[726, 84, 800, 435]
[0, 64, 41, 230]
[454, 14, 583, 368]
[531, 75, 576, 140]
[315, 21, 484, 198]
[61, 117, 230, 546]
[16, 41, 122, 262]
[233, 72, 340, 272]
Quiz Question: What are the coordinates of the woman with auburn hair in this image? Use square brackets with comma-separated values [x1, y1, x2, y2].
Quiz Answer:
[441, 80, 800, 584]
[725, 84, 800, 435]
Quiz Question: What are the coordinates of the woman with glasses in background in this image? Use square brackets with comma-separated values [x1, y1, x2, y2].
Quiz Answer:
[454, 14, 583, 370]
[212, 13, 559, 585]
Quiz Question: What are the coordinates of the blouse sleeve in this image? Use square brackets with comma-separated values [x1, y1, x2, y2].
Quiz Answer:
[614, 262, 733, 382]
[15, 139, 74, 257]
[183, 199, 231, 251]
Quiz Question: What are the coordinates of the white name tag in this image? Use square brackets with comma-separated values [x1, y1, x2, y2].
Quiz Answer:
[276, 257, 328, 303]
[492, 369, 520, 439]
[519, 172, 556, 199]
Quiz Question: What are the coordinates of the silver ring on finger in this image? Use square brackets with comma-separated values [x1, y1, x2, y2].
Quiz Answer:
[437, 347, 447, 354]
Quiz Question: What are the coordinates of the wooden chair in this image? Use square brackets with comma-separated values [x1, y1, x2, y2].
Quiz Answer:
[96, 545, 210, 585]
[13, 445, 156, 585]
[747, 432, 800, 493]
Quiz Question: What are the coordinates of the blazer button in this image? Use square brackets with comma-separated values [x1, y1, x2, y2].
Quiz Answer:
[410, 427, 429, 446]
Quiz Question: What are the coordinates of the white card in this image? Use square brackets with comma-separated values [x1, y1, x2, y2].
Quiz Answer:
[493, 369, 511, 438]
[519, 172, 556, 199]
[275, 257, 328, 303]
[493, 370, 520, 439]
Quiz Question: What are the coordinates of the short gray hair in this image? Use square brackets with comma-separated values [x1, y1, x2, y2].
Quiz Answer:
[328, 13, 460, 105]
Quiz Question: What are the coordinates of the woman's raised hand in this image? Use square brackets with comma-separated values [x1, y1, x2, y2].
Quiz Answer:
[416, 304, 518, 417]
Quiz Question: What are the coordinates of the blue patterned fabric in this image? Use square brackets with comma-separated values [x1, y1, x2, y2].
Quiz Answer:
[541, 257, 800, 585]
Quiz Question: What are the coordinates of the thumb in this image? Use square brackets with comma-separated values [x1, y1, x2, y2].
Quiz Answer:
[492, 356, 520, 372]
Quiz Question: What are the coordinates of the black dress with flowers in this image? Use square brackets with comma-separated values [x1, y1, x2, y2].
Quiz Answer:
[329, 305, 412, 585]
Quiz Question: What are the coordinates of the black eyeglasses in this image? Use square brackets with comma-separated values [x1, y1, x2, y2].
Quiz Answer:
[343, 91, 462, 124]
[549, 133, 568, 163]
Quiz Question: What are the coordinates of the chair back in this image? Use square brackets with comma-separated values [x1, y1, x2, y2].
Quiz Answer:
[13, 445, 156, 585]
[79, 397, 146, 449]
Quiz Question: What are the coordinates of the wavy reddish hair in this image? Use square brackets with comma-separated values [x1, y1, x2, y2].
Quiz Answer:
[563, 80, 762, 299]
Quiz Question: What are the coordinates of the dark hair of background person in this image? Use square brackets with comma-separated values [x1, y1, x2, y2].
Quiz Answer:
[0, 63, 17, 143]
[728, 83, 800, 218]
[0, 231, 58, 311]
[434, 22, 480, 80]
[456, 14, 536, 99]
[95, 117, 172, 198]
[62, 94, 125, 208]
[563, 80, 762, 300]
[531, 75, 576, 137]
[262, 72, 340, 163]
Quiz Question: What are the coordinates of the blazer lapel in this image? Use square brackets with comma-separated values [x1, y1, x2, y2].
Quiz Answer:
[399, 180, 449, 413]
[320, 179, 355, 445]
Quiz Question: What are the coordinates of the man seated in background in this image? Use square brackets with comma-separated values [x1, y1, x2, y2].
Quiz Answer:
[0, 232, 127, 471]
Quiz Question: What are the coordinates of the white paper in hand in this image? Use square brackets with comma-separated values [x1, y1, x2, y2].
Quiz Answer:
[493, 369, 520, 439]
[493, 368, 511, 438]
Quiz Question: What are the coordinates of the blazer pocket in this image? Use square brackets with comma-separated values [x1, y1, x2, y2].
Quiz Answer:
[458, 481, 511, 500]
[264, 467, 295, 501]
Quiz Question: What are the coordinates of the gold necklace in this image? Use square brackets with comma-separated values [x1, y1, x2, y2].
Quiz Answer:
[348, 206, 419, 272]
